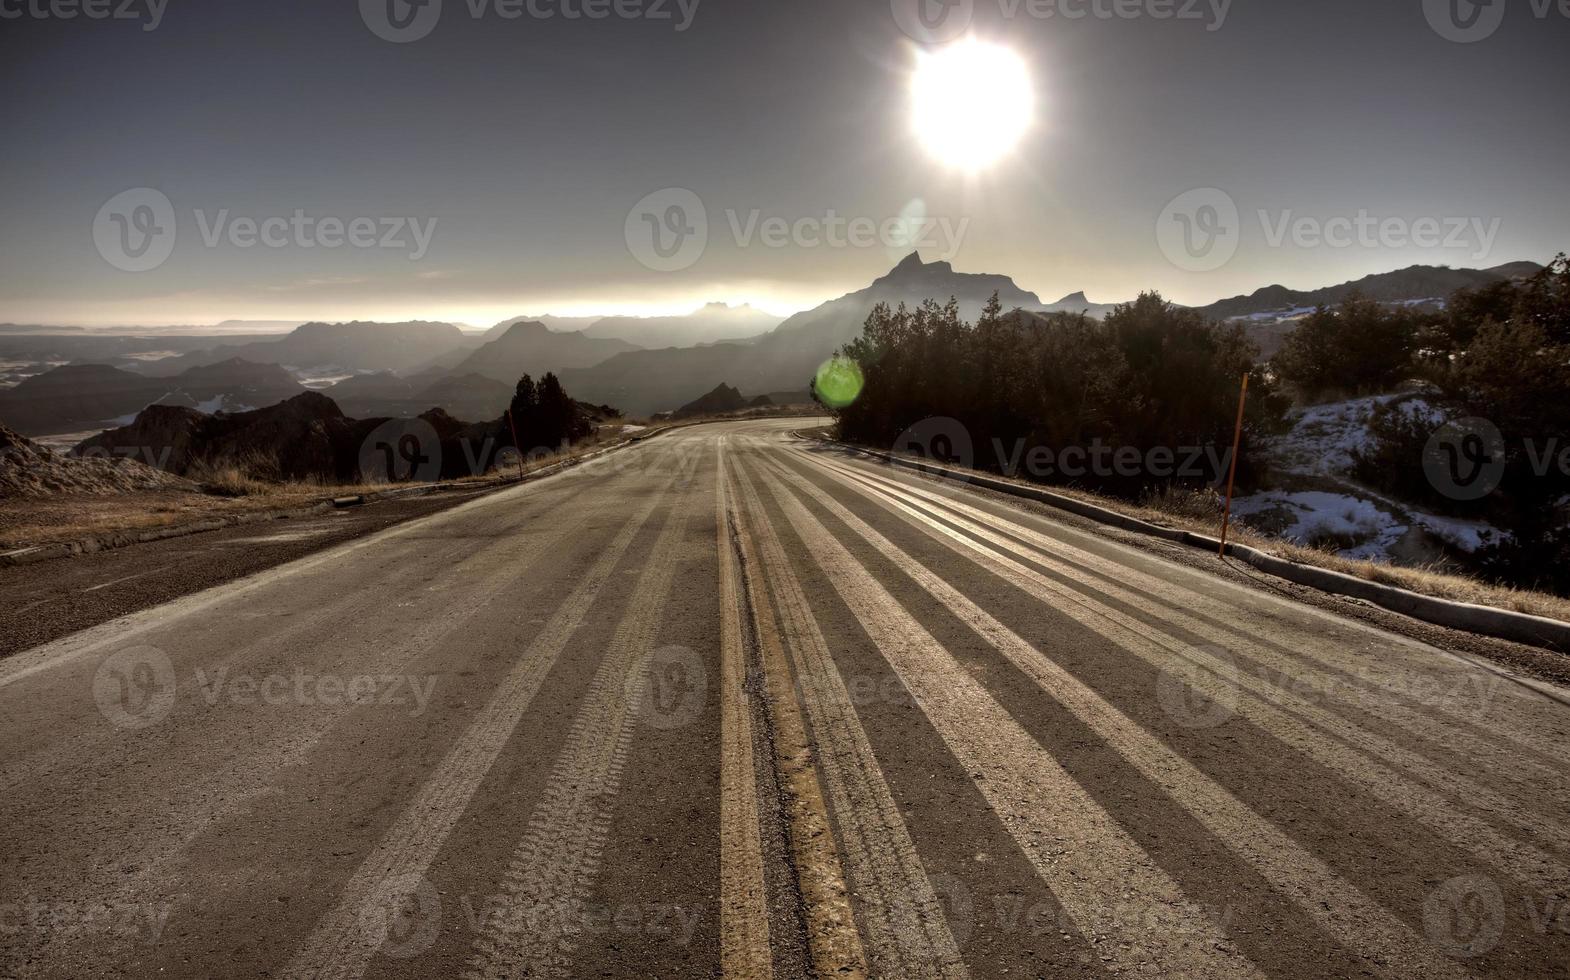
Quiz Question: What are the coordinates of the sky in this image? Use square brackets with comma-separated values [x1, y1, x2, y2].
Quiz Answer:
[1, 0, 1567, 327]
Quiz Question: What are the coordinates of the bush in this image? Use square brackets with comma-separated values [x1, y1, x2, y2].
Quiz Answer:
[1352, 255, 1570, 592]
[834, 291, 1282, 497]
[508, 372, 591, 453]
[1273, 293, 1418, 400]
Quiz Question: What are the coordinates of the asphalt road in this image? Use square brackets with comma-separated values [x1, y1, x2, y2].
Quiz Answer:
[2, 418, 1568, 979]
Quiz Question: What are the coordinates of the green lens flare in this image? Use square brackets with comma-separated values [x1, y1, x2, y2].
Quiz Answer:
[814, 356, 865, 409]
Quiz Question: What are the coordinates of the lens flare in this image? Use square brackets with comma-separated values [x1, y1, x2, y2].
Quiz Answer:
[814, 356, 865, 409]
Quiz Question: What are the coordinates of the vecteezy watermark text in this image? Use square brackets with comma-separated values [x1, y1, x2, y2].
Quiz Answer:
[1157, 187, 1500, 272]
[360, 0, 700, 43]
[93, 188, 437, 272]
[0, 0, 166, 30]
[91, 646, 440, 729]
[624, 187, 969, 272]
[891, 0, 1230, 44]
[0, 898, 174, 943]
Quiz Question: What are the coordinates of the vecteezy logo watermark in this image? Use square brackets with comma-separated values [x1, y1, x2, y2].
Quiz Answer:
[0, 0, 168, 30]
[358, 874, 443, 959]
[1423, 874, 1505, 957]
[92, 646, 177, 730]
[360, 0, 444, 42]
[1423, 417, 1507, 501]
[1423, 0, 1508, 42]
[359, 418, 444, 483]
[1158, 187, 1502, 272]
[625, 188, 708, 272]
[93, 188, 178, 273]
[360, 0, 700, 42]
[891, 0, 975, 43]
[1156, 646, 1238, 728]
[891, 0, 1230, 41]
[1421, 0, 1570, 42]
[93, 188, 439, 272]
[1421, 417, 1570, 501]
[893, 416, 975, 481]
[627, 645, 706, 729]
[625, 188, 970, 272]
[1156, 188, 1240, 273]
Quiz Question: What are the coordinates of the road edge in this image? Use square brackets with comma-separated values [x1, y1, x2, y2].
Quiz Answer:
[825, 439, 1570, 655]
[0, 424, 683, 569]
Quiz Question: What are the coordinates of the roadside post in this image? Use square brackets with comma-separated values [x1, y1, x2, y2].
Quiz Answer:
[1218, 372, 1249, 557]
[505, 409, 526, 482]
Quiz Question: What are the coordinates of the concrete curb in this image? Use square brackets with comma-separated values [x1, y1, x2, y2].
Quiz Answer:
[0, 424, 678, 571]
[832, 441, 1570, 653]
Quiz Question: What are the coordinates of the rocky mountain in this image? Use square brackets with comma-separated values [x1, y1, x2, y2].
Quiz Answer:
[1040, 290, 1122, 320]
[1, 422, 190, 497]
[0, 358, 304, 436]
[322, 370, 514, 422]
[72, 388, 614, 486]
[139, 321, 468, 377]
[75, 393, 372, 483]
[407, 373, 514, 420]
[585, 303, 783, 349]
[1197, 261, 1543, 322]
[561, 253, 1043, 416]
[444, 320, 639, 385]
[673, 383, 750, 419]
[480, 314, 603, 340]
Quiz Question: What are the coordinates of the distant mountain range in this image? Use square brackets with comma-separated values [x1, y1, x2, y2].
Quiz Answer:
[140, 321, 467, 377]
[1195, 261, 1542, 322]
[0, 359, 305, 435]
[0, 254, 1550, 433]
[583, 303, 782, 349]
[559, 252, 1045, 415]
[439, 320, 641, 385]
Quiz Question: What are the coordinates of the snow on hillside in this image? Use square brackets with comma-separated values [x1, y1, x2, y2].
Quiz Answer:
[1232, 392, 1500, 563]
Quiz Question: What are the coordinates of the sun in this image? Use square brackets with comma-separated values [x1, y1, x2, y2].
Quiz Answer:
[910, 39, 1035, 172]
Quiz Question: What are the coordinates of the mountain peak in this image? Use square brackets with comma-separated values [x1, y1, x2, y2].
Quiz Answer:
[1053, 291, 1090, 306]
[881, 252, 956, 281]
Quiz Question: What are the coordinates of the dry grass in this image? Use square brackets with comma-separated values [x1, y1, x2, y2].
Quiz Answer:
[1105, 481, 1570, 623]
[0, 428, 636, 552]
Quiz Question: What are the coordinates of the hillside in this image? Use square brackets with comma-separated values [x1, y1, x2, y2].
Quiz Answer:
[0, 422, 190, 496]
[584, 303, 782, 348]
[0, 358, 304, 436]
[561, 253, 1044, 415]
[444, 320, 639, 385]
[1198, 261, 1542, 322]
[139, 320, 468, 377]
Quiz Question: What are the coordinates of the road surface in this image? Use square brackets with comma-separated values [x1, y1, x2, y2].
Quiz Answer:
[2, 418, 1567, 978]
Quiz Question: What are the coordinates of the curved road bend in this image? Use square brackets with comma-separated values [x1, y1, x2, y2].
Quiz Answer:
[1, 418, 1567, 978]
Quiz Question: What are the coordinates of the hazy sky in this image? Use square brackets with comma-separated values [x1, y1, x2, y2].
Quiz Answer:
[1, 0, 1567, 326]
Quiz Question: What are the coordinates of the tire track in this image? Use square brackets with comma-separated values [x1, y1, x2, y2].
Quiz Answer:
[762, 450, 1479, 980]
[715, 438, 773, 978]
[461, 464, 697, 980]
[784, 448, 1570, 897]
[729, 452, 967, 979]
[818, 453, 1567, 785]
[746, 451, 1267, 980]
[282, 478, 679, 980]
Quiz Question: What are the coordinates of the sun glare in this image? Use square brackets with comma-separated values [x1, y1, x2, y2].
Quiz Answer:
[910, 39, 1035, 172]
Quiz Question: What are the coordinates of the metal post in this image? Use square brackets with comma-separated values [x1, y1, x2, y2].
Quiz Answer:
[1218, 372, 1249, 558]
[505, 409, 526, 481]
